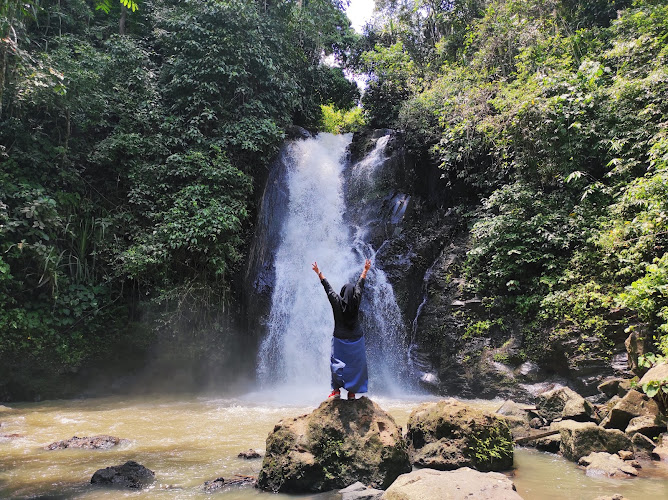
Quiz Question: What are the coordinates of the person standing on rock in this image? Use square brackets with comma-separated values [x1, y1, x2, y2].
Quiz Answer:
[312, 259, 372, 400]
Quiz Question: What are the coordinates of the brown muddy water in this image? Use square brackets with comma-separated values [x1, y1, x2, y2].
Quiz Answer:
[0, 394, 667, 499]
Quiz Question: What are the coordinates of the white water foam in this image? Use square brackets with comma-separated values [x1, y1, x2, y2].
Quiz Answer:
[257, 132, 412, 399]
[257, 133, 357, 395]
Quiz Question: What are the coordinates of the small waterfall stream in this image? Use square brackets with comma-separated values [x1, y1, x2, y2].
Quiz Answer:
[256, 133, 408, 396]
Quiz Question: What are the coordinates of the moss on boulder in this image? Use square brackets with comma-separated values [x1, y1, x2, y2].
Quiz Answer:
[405, 399, 513, 471]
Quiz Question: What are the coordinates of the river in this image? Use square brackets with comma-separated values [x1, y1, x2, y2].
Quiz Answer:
[1, 394, 667, 499]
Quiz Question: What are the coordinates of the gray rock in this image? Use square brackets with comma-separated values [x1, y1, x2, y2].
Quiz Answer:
[202, 478, 225, 492]
[638, 362, 668, 388]
[406, 399, 513, 472]
[340, 481, 384, 500]
[652, 443, 668, 461]
[537, 387, 593, 422]
[285, 125, 311, 140]
[557, 421, 632, 461]
[625, 414, 667, 438]
[625, 329, 650, 376]
[238, 449, 262, 459]
[257, 398, 410, 493]
[632, 432, 657, 462]
[495, 400, 532, 420]
[597, 379, 632, 399]
[380, 468, 524, 500]
[535, 434, 561, 453]
[529, 417, 543, 429]
[202, 475, 255, 492]
[91, 461, 155, 489]
[578, 452, 638, 478]
[46, 435, 124, 450]
[600, 390, 661, 431]
[593, 495, 629, 500]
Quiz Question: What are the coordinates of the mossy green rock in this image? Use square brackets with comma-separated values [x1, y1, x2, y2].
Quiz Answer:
[257, 397, 410, 493]
[406, 399, 513, 471]
[557, 421, 632, 461]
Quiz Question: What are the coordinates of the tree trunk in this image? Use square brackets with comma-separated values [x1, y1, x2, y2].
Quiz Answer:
[0, 39, 6, 120]
[119, 5, 127, 35]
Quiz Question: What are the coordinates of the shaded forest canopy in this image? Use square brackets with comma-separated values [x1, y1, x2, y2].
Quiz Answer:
[2, 0, 668, 398]
[0, 0, 358, 395]
[359, 0, 668, 369]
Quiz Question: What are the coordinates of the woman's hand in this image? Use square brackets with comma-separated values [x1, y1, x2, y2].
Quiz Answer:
[361, 258, 371, 279]
[312, 261, 324, 280]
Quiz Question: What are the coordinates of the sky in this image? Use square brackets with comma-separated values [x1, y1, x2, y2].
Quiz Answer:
[344, 0, 375, 33]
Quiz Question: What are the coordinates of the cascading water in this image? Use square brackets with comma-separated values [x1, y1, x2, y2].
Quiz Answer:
[257, 132, 409, 396]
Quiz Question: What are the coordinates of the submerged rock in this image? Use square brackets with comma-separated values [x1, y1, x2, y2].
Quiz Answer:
[202, 477, 225, 493]
[406, 399, 513, 471]
[381, 468, 524, 500]
[90, 460, 155, 489]
[557, 421, 632, 461]
[202, 475, 255, 492]
[578, 452, 638, 478]
[46, 435, 124, 450]
[257, 397, 410, 493]
[340, 481, 384, 500]
[238, 449, 262, 459]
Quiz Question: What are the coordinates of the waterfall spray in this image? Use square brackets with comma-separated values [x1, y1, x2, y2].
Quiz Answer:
[257, 133, 409, 397]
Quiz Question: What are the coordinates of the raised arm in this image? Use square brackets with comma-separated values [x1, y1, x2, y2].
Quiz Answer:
[313, 261, 339, 307]
[357, 259, 372, 291]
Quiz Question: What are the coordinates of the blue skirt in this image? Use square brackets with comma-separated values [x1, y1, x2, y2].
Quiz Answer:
[330, 336, 368, 393]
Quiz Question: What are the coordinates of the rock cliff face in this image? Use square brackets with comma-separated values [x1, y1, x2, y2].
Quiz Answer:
[257, 397, 411, 493]
[345, 129, 633, 400]
[245, 128, 633, 401]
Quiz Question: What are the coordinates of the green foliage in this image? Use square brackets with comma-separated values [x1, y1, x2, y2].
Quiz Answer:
[95, 0, 139, 14]
[319, 104, 365, 134]
[467, 422, 513, 470]
[361, 0, 668, 362]
[0, 0, 357, 392]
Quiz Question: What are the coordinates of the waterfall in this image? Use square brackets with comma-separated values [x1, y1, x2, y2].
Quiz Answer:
[256, 132, 409, 396]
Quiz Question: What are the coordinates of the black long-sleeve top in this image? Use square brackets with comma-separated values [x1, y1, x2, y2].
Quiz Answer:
[320, 277, 366, 340]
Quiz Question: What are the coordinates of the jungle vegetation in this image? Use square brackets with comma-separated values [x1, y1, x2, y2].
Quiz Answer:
[0, 0, 358, 394]
[2, 0, 668, 397]
[357, 0, 668, 365]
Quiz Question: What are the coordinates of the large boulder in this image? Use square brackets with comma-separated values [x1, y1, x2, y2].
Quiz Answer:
[578, 452, 638, 478]
[600, 390, 662, 431]
[557, 421, 632, 461]
[380, 468, 524, 500]
[406, 399, 513, 472]
[257, 398, 410, 493]
[90, 461, 155, 489]
[536, 387, 593, 422]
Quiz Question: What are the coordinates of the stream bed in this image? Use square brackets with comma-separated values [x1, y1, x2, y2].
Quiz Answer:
[1, 394, 667, 499]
